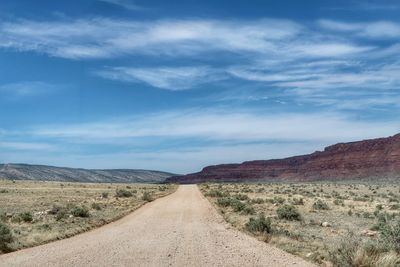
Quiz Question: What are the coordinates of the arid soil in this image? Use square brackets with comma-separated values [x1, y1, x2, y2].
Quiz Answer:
[0, 185, 314, 267]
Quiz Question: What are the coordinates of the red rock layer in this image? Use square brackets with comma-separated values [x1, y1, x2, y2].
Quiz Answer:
[166, 134, 400, 183]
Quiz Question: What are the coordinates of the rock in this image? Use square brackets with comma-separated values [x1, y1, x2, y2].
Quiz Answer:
[361, 229, 378, 237]
[321, 222, 331, 227]
[167, 133, 400, 183]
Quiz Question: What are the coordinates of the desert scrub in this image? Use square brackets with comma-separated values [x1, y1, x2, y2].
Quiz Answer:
[276, 204, 302, 221]
[312, 199, 330, 210]
[115, 189, 133, 198]
[0, 223, 13, 252]
[201, 182, 400, 266]
[19, 212, 33, 222]
[380, 219, 400, 253]
[245, 213, 272, 234]
[0, 180, 176, 254]
[142, 191, 153, 202]
[328, 232, 399, 267]
[91, 203, 102, 210]
[71, 206, 90, 218]
[205, 189, 227, 198]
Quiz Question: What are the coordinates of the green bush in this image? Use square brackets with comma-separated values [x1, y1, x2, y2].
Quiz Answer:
[19, 212, 33, 222]
[242, 205, 256, 215]
[273, 196, 285, 204]
[245, 214, 272, 234]
[217, 197, 231, 207]
[49, 205, 68, 221]
[233, 194, 249, 201]
[251, 198, 264, 204]
[313, 199, 330, 210]
[115, 189, 133, 198]
[328, 232, 399, 267]
[380, 219, 400, 253]
[0, 222, 13, 252]
[328, 232, 362, 267]
[206, 189, 227, 198]
[71, 206, 90, 218]
[142, 192, 153, 202]
[276, 204, 302, 221]
[231, 198, 245, 211]
[91, 203, 102, 210]
[292, 198, 304, 205]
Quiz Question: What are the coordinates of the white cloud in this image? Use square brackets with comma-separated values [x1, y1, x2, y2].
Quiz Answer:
[0, 81, 55, 97]
[31, 110, 399, 143]
[0, 142, 55, 151]
[0, 18, 301, 59]
[96, 66, 225, 90]
[97, 0, 143, 11]
[319, 19, 400, 39]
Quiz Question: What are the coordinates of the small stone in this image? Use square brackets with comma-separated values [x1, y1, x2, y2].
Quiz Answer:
[321, 222, 331, 227]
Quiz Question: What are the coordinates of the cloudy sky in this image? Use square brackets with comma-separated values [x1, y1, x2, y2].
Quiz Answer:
[0, 0, 399, 173]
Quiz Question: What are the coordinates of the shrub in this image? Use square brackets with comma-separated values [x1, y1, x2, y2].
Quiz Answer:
[242, 205, 256, 215]
[91, 203, 102, 210]
[292, 198, 304, 205]
[71, 206, 90, 218]
[276, 205, 302, 221]
[329, 231, 400, 267]
[0, 222, 13, 252]
[56, 209, 68, 221]
[101, 192, 109, 198]
[49, 205, 68, 221]
[313, 199, 330, 210]
[328, 232, 361, 267]
[233, 194, 249, 201]
[245, 214, 272, 234]
[206, 189, 227, 198]
[142, 192, 153, 202]
[230, 198, 246, 212]
[251, 198, 264, 204]
[115, 189, 133, 198]
[19, 212, 33, 222]
[273, 196, 285, 204]
[217, 197, 231, 207]
[380, 219, 400, 253]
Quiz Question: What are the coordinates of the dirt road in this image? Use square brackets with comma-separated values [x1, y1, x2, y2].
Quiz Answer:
[0, 185, 314, 267]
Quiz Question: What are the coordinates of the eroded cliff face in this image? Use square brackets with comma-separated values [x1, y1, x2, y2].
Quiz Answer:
[167, 134, 400, 183]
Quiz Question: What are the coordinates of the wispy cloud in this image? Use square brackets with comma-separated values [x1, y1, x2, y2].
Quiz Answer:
[96, 66, 225, 90]
[31, 109, 398, 143]
[0, 17, 370, 60]
[0, 141, 55, 151]
[318, 19, 400, 39]
[97, 0, 143, 11]
[0, 81, 56, 97]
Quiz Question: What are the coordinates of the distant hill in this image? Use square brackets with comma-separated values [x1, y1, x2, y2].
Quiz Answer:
[167, 133, 400, 184]
[0, 163, 176, 183]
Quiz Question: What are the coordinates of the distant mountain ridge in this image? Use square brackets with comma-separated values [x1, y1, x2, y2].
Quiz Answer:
[0, 163, 176, 183]
[166, 133, 400, 184]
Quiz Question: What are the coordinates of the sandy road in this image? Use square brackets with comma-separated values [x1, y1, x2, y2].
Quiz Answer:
[0, 185, 314, 267]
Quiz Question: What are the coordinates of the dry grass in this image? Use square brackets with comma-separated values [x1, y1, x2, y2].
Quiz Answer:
[0, 180, 177, 253]
[200, 182, 400, 266]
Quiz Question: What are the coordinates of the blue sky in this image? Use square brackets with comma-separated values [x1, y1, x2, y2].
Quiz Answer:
[0, 0, 399, 173]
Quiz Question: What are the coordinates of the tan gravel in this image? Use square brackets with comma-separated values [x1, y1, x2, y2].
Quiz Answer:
[0, 185, 315, 267]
